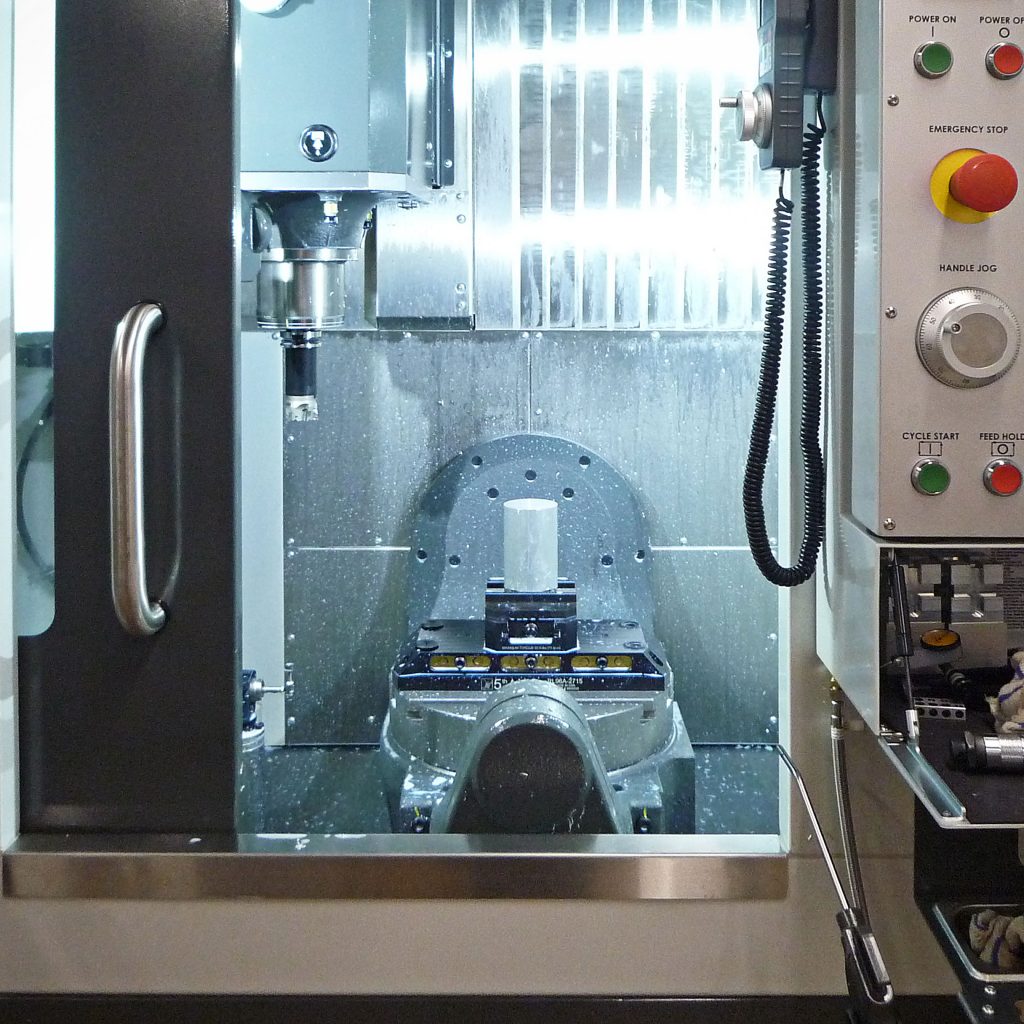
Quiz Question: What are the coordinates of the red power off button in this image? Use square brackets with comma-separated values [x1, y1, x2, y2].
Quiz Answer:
[985, 460, 1023, 496]
[988, 43, 1024, 79]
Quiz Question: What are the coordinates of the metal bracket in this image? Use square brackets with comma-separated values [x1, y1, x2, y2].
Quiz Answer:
[877, 732, 969, 828]
[430, 0, 456, 188]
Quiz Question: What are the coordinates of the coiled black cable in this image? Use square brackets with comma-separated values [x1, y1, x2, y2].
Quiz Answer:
[743, 98, 827, 587]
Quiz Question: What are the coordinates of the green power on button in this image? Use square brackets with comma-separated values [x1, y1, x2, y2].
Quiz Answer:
[915, 42, 954, 79]
[913, 460, 951, 496]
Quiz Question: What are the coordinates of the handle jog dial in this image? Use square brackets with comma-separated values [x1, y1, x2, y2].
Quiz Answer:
[917, 289, 1021, 389]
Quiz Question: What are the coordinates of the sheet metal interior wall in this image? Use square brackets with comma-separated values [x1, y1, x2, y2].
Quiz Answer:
[282, 0, 780, 754]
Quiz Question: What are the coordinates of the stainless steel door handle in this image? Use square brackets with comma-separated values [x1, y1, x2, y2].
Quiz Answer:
[110, 301, 167, 636]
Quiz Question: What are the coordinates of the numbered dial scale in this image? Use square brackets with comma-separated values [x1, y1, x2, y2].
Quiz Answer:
[917, 288, 1021, 389]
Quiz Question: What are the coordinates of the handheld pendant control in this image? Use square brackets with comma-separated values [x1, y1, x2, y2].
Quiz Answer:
[916, 288, 1021, 389]
[718, 0, 837, 169]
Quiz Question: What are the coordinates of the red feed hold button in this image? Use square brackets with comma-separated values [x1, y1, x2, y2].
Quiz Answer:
[949, 153, 1019, 213]
[985, 460, 1023, 496]
[988, 43, 1024, 80]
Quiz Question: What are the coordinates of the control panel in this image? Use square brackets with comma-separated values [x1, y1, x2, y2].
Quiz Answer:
[852, 1, 1024, 538]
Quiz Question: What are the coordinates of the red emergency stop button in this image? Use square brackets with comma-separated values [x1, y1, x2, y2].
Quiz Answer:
[988, 43, 1024, 80]
[985, 459, 1023, 496]
[949, 153, 1018, 213]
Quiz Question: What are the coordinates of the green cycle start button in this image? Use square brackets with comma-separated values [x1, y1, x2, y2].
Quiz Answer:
[912, 459, 951, 496]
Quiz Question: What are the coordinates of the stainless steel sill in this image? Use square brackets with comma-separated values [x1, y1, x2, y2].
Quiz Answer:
[2, 834, 788, 900]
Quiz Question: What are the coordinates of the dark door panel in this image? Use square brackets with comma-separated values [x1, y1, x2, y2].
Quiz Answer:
[19, 0, 239, 832]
